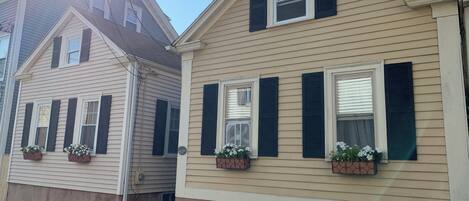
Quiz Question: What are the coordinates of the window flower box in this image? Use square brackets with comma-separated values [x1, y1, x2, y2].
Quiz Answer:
[330, 142, 382, 176]
[215, 144, 251, 170]
[216, 157, 250, 170]
[64, 144, 92, 163]
[332, 161, 377, 175]
[68, 153, 91, 163]
[21, 145, 43, 161]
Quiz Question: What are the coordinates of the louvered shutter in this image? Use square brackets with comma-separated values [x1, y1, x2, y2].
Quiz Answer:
[96, 95, 112, 154]
[258, 77, 279, 157]
[385, 62, 417, 160]
[46, 100, 61, 152]
[64, 98, 77, 150]
[302, 72, 325, 158]
[153, 99, 168, 156]
[201, 84, 219, 155]
[249, 0, 267, 32]
[51, 37, 62, 68]
[21, 103, 34, 147]
[80, 28, 92, 63]
[315, 0, 337, 19]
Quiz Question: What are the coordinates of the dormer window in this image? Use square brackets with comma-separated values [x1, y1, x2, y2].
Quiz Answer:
[124, 2, 142, 33]
[89, 0, 110, 19]
[267, 0, 315, 26]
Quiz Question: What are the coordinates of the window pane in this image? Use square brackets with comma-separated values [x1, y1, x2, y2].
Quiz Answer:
[226, 86, 252, 119]
[168, 131, 179, 154]
[0, 58, 6, 79]
[276, 0, 306, 22]
[81, 125, 96, 150]
[170, 108, 180, 130]
[68, 51, 79, 65]
[83, 101, 99, 124]
[68, 38, 81, 52]
[337, 116, 375, 147]
[35, 127, 48, 148]
[126, 7, 138, 24]
[0, 35, 10, 59]
[37, 105, 51, 127]
[336, 75, 373, 115]
[225, 120, 250, 147]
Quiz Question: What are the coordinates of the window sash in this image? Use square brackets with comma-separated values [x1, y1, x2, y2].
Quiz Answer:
[0, 35, 10, 59]
[126, 8, 139, 24]
[79, 100, 100, 151]
[223, 83, 254, 148]
[275, 0, 307, 22]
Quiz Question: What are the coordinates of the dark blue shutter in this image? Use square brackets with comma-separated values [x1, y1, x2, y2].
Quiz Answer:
[21, 103, 34, 148]
[51, 36, 62, 68]
[64, 98, 77, 150]
[201, 84, 218, 155]
[315, 0, 337, 19]
[80, 29, 92, 63]
[385, 62, 417, 160]
[46, 100, 60, 152]
[302, 72, 325, 158]
[96, 95, 112, 154]
[258, 77, 279, 157]
[153, 99, 168, 156]
[249, 0, 267, 32]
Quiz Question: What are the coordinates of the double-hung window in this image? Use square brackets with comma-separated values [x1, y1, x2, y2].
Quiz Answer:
[325, 62, 388, 158]
[217, 79, 259, 155]
[75, 97, 100, 152]
[0, 34, 10, 81]
[124, 2, 142, 32]
[166, 105, 180, 155]
[29, 101, 52, 149]
[268, 0, 314, 26]
[63, 34, 81, 66]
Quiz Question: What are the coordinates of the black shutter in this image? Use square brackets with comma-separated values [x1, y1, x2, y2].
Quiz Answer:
[96, 95, 112, 154]
[258, 77, 279, 157]
[302, 72, 325, 158]
[201, 84, 219, 155]
[153, 99, 168, 156]
[249, 0, 267, 32]
[21, 103, 34, 148]
[46, 100, 60, 152]
[80, 29, 92, 63]
[385, 62, 417, 160]
[315, 0, 337, 19]
[64, 98, 77, 150]
[51, 36, 62, 68]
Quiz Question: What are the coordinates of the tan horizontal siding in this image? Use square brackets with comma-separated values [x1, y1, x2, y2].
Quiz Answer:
[9, 16, 127, 194]
[185, 0, 449, 200]
[129, 67, 180, 194]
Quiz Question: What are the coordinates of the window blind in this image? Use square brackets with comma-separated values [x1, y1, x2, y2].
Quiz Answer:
[336, 75, 373, 115]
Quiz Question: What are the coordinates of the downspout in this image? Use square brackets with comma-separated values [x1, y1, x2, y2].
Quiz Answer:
[123, 61, 140, 201]
[457, 0, 469, 134]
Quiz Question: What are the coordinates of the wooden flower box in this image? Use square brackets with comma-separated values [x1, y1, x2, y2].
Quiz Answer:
[332, 161, 377, 175]
[23, 152, 42, 161]
[216, 158, 250, 170]
[68, 154, 92, 163]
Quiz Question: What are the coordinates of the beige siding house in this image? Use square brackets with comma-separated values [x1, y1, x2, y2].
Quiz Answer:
[7, 3, 180, 201]
[172, 0, 469, 201]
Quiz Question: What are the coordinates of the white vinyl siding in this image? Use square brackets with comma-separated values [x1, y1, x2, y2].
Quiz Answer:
[184, 0, 450, 200]
[9, 16, 127, 194]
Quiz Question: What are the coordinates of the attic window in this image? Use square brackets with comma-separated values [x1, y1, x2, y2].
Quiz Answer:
[267, 0, 315, 26]
[125, 2, 142, 33]
[0, 33, 10, 81]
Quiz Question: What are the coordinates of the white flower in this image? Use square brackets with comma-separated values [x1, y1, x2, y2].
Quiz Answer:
[336, 141, 348, 150]
[367, 154, 374, 161]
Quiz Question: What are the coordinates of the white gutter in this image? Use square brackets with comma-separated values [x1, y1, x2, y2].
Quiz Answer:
[122, 62, 139, 201]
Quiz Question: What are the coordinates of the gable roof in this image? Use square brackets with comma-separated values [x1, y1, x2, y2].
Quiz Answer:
[173, 0, 237, 48]
[16, 6, 180, 79]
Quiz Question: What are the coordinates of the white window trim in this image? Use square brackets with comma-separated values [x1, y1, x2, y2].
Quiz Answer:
[267, 0, 315, 27]
[124, 1, 143, 33]
[324, 61, 388, 160]
[73, 95, 101, 155]
[164, 102, 180, 158]
[28, 99, 52, 150]
[59, 32, 82, 68]
[216, 78, 260, 157]
[88, 0, 111, 20]
[0, 32, 11, 82]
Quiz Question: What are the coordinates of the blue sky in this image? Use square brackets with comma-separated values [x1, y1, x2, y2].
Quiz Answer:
[156, 0, 213, 34]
